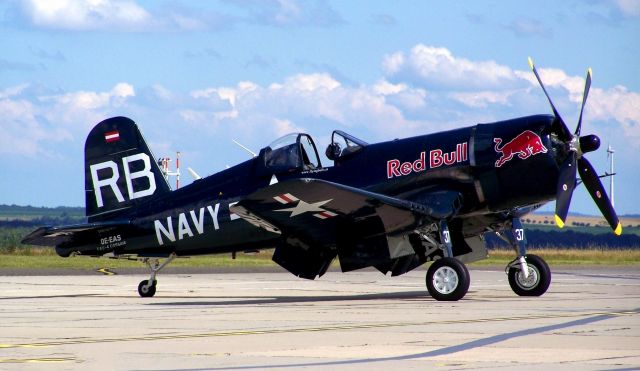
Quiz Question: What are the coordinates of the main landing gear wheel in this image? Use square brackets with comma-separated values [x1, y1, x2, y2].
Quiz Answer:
[426, 257, 470, 301]
[508, 254, 551, 296]
[138, 279, 157, 298]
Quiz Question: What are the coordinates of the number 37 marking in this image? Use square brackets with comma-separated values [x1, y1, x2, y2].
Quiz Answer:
[514, 228, 525, 241]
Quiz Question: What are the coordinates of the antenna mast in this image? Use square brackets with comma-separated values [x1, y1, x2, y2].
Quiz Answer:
[158, 152, 181, 189]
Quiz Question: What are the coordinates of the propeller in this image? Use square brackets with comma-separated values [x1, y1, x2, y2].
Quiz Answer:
[528, 58, 622, 235]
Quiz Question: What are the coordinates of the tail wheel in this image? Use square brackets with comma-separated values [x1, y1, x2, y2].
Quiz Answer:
[508, 254, 551, 296]
[138, 280, 157, 298]
[426, 257, 470, 301]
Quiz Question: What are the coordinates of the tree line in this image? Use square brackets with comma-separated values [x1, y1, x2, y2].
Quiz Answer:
[485, 229, 640, 249]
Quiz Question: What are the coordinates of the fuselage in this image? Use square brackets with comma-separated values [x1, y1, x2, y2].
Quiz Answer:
[57, 114, 563, 258]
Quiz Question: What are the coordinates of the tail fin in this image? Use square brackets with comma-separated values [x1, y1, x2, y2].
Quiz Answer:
[85, 117, 171, 221]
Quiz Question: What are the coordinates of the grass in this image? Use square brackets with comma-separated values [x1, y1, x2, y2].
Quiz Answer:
[0, 249, 277, 271]
[0, 248, 638, 272]
[526, 224, 640, 236]
[477, 248, 640, 266]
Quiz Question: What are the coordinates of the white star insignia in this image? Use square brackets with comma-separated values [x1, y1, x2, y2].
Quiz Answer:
[275, 199, 332, 217]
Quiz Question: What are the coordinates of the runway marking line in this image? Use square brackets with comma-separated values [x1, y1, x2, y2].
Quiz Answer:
[0, 309, 636, 350]
[0, 357, 75, 363]
[97, 268, 116, 275]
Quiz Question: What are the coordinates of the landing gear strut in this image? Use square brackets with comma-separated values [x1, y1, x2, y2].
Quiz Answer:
[137, 253, 176, 298]
[503, 218, 551, 296]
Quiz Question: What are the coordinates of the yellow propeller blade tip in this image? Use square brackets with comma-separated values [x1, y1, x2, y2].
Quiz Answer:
[614, 223, 622, 236]
[588, 67, 593, 77]
[554, 215, 565, 228]
[528, 57, 534, 70]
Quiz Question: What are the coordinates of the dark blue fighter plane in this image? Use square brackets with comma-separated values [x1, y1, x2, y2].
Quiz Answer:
[23, 59, 621, 301]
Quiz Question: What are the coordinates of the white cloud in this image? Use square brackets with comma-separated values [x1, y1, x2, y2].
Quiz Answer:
[42, 83, 134, 113]
[0, 84, 30, 99]
[4, 46, 640, 164]
[0, 90, 70, 157]
[380, 45, 640, 150]
[179, 72, 424, 141]
[17, 0, 344, 31]
[23, 0, 152, 31]
[151, 84, 173, 101]
[280, 73, 341, 92]
[449, 90, 515, 108]
[273, 118, 304, 136]
[0, 83, 136, 158]
[373, 80, 407, 95]
[517, 66, 640, 142]
[191, 81, 258, 107]
[382, 52, 405, 75]
[384, 45, 521, 91]
[588, 86, 640, 146]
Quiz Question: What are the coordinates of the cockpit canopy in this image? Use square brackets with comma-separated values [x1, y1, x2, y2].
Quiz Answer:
[325, 130, 367, 162]
[259, 133, 322, 174]
[256, 130, 367, 176]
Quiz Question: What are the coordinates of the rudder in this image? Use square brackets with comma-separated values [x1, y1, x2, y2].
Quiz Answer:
[85, 116, 171, 221]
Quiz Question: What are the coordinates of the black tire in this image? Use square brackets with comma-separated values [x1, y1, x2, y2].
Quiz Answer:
[138, 280, 157, 298]
[508, 254, 551, 296]
[426, 257, 470, 301]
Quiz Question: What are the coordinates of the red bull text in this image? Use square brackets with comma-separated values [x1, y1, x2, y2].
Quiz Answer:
[387, 142, 468, 179]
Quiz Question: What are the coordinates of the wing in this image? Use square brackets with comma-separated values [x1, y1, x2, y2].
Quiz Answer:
[232, 178, 460, 279]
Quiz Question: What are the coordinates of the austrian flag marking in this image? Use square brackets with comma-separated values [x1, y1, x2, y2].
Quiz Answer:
[104, 131, 120, 143]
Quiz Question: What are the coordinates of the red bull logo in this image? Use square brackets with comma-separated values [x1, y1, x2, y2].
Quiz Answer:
[494, 130, 547, 167]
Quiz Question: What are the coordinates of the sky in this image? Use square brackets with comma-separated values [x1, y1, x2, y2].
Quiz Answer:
[1, 0, 639, 217]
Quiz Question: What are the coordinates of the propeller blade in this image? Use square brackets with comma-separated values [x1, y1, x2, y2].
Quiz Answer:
[528, 57, 572, 141]
[575, 68, 592, 136]
[577, 157, 622, 235]
[555, 152, 577, 228]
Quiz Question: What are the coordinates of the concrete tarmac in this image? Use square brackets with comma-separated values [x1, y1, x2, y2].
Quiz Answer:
[1, 267, 639, 370]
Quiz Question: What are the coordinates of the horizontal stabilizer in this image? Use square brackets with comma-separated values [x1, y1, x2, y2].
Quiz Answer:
[21, 221, 130, 247]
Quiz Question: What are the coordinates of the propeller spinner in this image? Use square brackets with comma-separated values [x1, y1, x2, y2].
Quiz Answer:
[528, 58, 622, 235]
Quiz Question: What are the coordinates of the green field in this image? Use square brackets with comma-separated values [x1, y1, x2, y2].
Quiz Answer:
[1, 248, 638, 273]
[527, 224, 640, 236]
[1, 204, 638, 271]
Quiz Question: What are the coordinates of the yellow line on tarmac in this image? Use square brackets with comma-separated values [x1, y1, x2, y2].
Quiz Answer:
[0, 357, 75, 363]
[0, 309, 636, 350]
[96, 268, 116, 275]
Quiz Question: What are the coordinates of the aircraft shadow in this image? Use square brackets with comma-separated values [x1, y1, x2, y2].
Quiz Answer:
[146, 290, 430, 306]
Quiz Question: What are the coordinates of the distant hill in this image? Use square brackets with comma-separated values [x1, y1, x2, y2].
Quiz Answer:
[0, 204, 84, 219]
[0, 204, 85, 227]
[526, 213, 640, 229]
